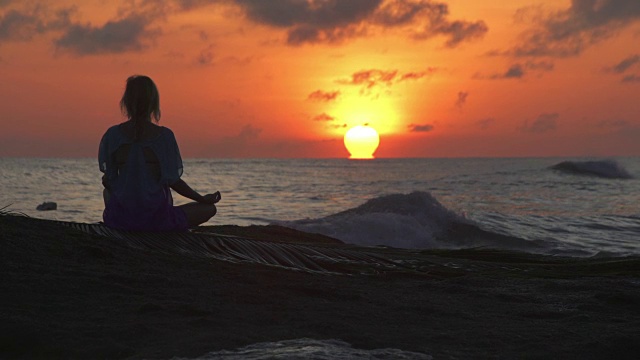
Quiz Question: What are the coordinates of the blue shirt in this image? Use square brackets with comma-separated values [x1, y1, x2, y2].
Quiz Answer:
[98, 124, 188, 231]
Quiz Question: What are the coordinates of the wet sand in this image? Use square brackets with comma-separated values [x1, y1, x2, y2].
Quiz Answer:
[1, 214, 640, 359]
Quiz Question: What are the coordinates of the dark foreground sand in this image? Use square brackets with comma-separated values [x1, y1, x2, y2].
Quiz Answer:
[1, 214, 640, 359]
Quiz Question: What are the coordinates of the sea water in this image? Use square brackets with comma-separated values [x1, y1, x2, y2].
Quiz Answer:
[1, 157, 639, 256]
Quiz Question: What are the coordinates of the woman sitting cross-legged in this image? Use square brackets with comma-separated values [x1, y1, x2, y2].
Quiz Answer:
[99, 75, 220, 231]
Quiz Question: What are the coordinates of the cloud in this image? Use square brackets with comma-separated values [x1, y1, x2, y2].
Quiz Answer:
[511, 0, 640, 57]
[408, 123, 434, 132]
[307, 90, 340, 102]
[236, 0, 381, 28]
[338, 68, 433, 92]
[373, 0, 488, 47]
[455, 91, 468, 108]
[0, 5, 74, 43]
[597, 119, 630, 129]
[483, 61, 554, 80]
[506, 64, 526, 78]
[526, 60, 554, 71]
[312, 113, 335, 122]
[0, 2, 166, 55]
[610, 54, 640, 73]
[233, 0, 380, 45]
[487, 64, 524, 79]
[604, 54, 640, 82]
[175, 0, 219, 11]
[622, 74, 640, 83]
[286, 22, 368, 45]
[195, 44, 215, 65]
[520, 113, 559, 133]
[55, 12, 161, 55]
[399, 70, 436, 81]
[476, 117, 495, 130]
[341, 69, 398, 88]
[230, 0, 487, 47]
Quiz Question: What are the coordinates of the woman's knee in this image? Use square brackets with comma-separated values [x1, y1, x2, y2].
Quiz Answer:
[180, 203, 217, 227]
[207, 204, 217, 219]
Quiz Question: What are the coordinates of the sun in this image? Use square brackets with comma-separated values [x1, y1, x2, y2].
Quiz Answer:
[344, 125, 380, 159]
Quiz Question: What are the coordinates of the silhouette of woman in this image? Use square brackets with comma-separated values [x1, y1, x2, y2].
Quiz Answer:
[99, 75, 219, 231]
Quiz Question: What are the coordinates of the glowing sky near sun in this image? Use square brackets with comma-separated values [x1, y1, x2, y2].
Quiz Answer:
[0, 0, 639, 158]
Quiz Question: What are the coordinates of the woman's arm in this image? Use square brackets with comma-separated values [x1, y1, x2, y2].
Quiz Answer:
[171, 179, 220, 204]
[171, 179, 203, 202]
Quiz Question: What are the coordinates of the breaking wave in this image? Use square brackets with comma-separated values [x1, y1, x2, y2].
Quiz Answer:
[277, 192, 550, 253]
[550, 160, 633, 179]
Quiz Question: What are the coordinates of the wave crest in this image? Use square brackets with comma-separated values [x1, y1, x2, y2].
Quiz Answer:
[550, 160, 633, 179]
[277, 192, 544, 252]
[277, 192, 460, 248]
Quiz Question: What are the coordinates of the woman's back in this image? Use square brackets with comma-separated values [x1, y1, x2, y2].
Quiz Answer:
[113, 122, 163, 182]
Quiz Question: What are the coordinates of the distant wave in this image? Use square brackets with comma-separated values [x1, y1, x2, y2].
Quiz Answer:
[550, 160, 633, 179]
[276, 191, 548, 253]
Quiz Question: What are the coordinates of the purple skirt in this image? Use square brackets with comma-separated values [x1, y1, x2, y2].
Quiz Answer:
[103, 187, 189, 232]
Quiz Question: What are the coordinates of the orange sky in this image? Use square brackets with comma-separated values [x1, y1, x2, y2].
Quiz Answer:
[0, 0, 639, 158]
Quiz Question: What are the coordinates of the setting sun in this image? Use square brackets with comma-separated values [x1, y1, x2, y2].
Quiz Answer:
[344, 125, 380, 159]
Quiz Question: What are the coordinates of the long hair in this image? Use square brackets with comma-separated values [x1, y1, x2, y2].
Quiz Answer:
[120, 75, 161, 141]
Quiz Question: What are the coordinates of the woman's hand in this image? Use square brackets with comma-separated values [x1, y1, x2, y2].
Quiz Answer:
[172, 180, 221, 204]
[200, 191, 221, 204]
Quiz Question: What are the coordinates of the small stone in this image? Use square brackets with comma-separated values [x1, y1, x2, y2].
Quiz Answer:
[36, 202, 57, 211]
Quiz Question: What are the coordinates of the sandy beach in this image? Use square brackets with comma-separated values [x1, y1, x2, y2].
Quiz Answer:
[2, 214, 640, 359]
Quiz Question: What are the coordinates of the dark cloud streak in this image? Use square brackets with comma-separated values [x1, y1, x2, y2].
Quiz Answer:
[339, 68, 432, 91]
[611, 54, 640, 73]
[235, 0, 380, 45]
[307, 90, 340, 102]
[622, 74, 640, 83]
[0, 6, 74, 42]
[511, 0, 640, 57]
[408, 123, 434, 132]
[55, 13, 159, 55]
[483, 61, 554, 80]
[230, 0, 487, 47]
[455, 91, 468, 108]
[312, 113, 335, 122]
[343, 69, 398, 88]
[2, 0, 489, 55]
[373, 0, 487, 47]
[400, 70, 435, 80]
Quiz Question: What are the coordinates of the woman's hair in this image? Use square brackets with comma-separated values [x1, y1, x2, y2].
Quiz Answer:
[120, 75, 161, 140]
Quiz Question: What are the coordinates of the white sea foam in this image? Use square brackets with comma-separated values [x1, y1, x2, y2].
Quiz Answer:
[276, 191, 466, 249]
[176, 338, 432, 360]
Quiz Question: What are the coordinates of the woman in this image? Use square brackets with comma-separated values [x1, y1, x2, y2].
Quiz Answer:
[99, 75, 219, 231]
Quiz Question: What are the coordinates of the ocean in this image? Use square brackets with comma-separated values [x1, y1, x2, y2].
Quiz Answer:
[1, 157, 639, 257]
[3, 157, 640, 359]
